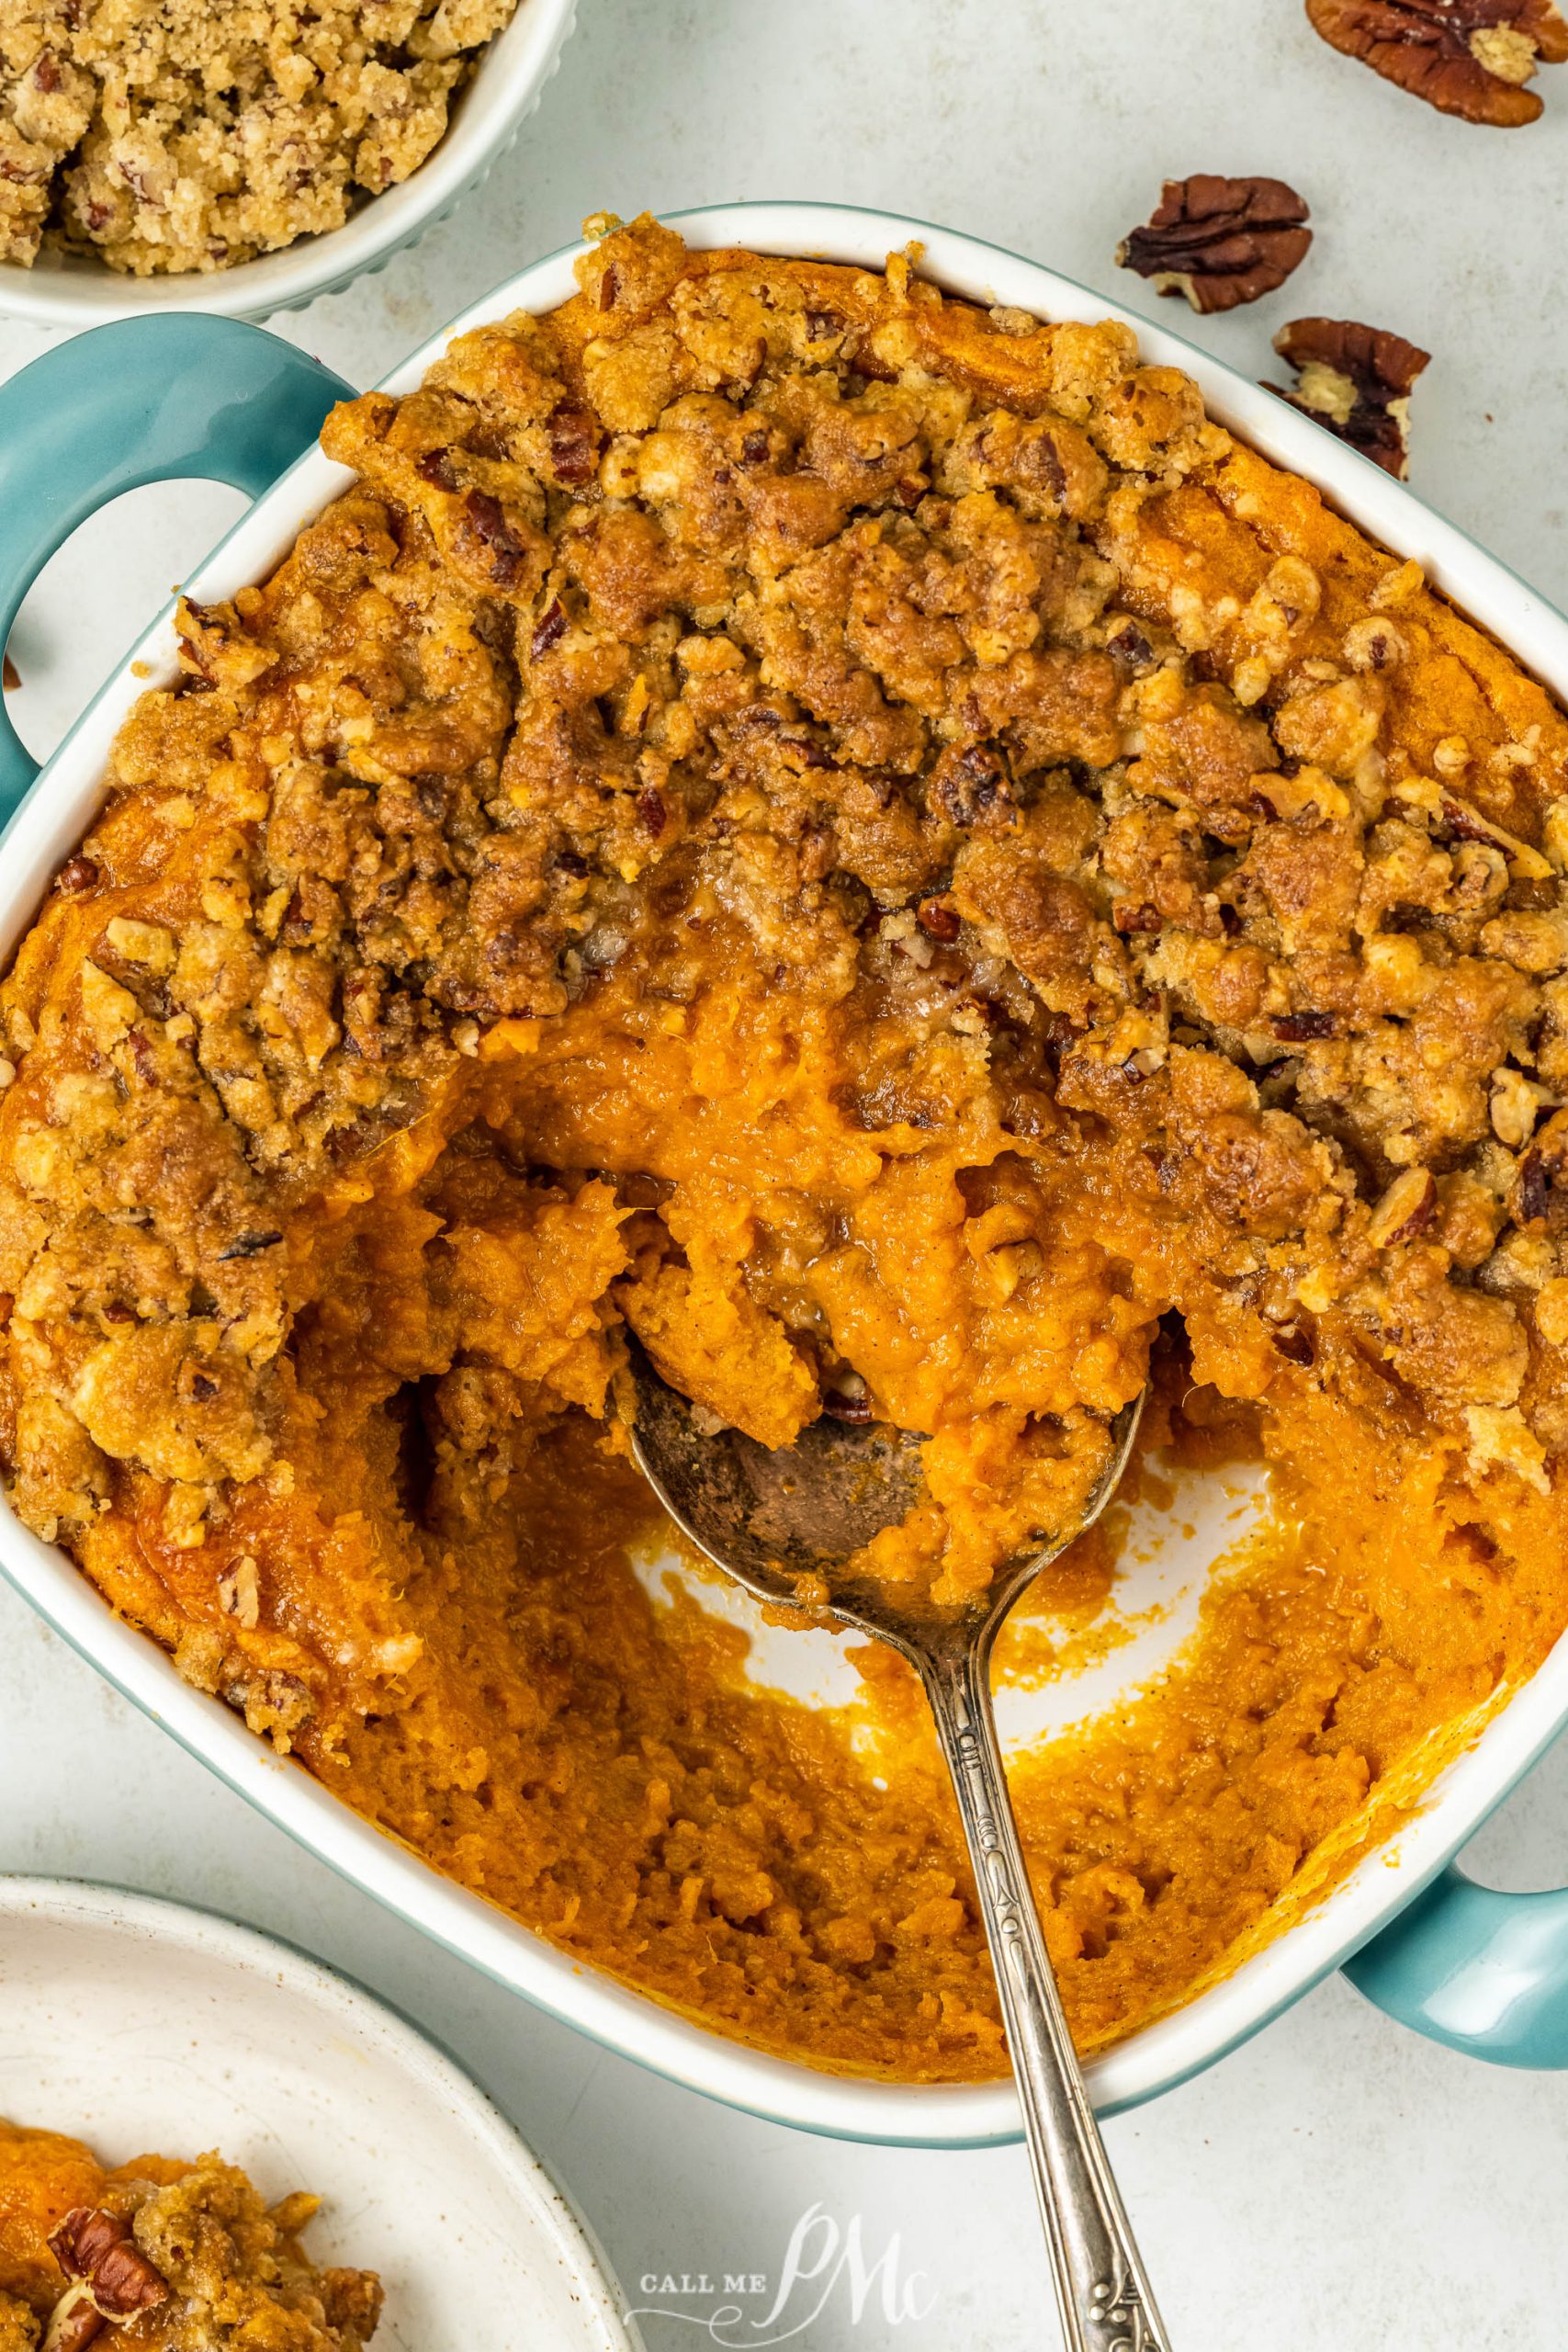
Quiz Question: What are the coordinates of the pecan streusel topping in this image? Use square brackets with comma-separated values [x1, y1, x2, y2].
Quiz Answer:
[0, 0, 519, 275]
[0, 216, 1565, 2075]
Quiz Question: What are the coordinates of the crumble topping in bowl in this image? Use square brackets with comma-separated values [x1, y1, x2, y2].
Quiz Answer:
[0, 0, 519, 275]
[1, 214, 1566, 2077]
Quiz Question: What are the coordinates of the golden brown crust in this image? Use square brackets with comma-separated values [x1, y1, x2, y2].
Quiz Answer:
[3, 215, 1568, 2079]
[0, 0, 518, 275]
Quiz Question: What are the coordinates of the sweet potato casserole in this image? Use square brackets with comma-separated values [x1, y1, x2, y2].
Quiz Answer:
[0, 2117, 380, 2347]
[3, 214, 1568, 2078]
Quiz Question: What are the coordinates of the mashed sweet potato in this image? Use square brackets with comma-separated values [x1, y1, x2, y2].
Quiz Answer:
[1, 214, 1567, 2079]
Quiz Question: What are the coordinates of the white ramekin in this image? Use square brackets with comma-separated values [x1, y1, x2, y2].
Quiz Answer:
[0, 0, 577, 328]
[3, 203, 1567, 2144]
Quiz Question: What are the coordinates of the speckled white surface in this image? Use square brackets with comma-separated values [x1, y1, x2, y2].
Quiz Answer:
[2, 3, 1568, 2344]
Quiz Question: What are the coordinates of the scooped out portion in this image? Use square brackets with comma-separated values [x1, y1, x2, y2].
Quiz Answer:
[0, 2117, 380, 2349]
[2, 214, 1568, 2079]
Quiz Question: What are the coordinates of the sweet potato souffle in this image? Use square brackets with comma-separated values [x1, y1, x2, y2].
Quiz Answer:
[2, 213, 1567, 2080]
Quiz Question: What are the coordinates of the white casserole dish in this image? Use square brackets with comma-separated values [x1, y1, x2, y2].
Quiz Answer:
[0, 0, 577, 327]
[1, 203, 1567, 2143]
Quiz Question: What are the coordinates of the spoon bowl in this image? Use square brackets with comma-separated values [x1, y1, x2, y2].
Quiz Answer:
[626, 1338, 1144, 1662]
[623, 1341, 1171, 2352]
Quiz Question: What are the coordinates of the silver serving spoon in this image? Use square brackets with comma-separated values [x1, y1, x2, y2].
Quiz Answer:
[624, 1342, 1168, 2352]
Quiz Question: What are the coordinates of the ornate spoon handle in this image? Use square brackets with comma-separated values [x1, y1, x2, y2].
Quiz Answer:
[919, 1640, 1170, 2352]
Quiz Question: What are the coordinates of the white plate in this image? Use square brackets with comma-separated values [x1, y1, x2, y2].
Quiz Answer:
[0, 1878, 641, 2352]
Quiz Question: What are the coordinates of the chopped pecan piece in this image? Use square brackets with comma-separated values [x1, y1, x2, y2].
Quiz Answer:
[2, 654, 17, 693]
[637, 786, 667, 837]
[1439, 794, 1553, 876]
[1112, 899, 1163, 933]
[217, 1228, 283, 1261]
[1116, 175, 1313, 313]
[1367, 1167, 1438, 1248]
[1270, 1321, 1316, 1365]
[462, 490, 529, 590]
[1272, 1008, 1338, 1041]
[916, 894, 960, 942]
[1305, 0, 1568, 124]
[929, 742, 1012, 829]
[547, 399, 602, 487]
[43, 2286, 104, 2352]
[530, 597, 567, 660]
[1269, 317, 1431, 478]
[822, 1369, 873, 1422]
[1514, 1111, 1568, 1224]
[416, 447, 458, 492]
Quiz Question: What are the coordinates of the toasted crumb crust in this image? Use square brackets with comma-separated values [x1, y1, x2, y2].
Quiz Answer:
[0, 0, 516, 275]
[0, 216, 1566, 2076]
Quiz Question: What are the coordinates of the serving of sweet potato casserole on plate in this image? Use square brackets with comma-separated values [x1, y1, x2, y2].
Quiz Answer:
[1, 210, 1566, 2084]
[0, 2117, 379, 2350]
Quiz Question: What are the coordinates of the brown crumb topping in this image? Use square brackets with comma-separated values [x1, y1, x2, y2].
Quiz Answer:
[2, 215, 1568, 2075]
[0, 0, 520, 276]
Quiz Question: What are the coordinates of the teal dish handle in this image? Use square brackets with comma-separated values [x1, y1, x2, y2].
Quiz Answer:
[1345, 1861, 1568, 2067]
[0, 316, 355, 820]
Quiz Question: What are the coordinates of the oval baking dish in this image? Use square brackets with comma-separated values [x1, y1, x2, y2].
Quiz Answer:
[3, 203, 1568, 2147]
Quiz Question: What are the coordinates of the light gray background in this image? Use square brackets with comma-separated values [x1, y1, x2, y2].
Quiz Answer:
[2, 3, 1567, 2345]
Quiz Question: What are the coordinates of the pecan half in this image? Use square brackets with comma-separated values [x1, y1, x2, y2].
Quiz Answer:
[1269, 317, 1431, 478]
[47, 2208, 167, 2348]
[1305, 0, 1568, 124]
[1116, 175, 1313, 312]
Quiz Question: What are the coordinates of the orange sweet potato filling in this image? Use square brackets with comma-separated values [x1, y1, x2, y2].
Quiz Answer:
[2, 217, 1567, 2080]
